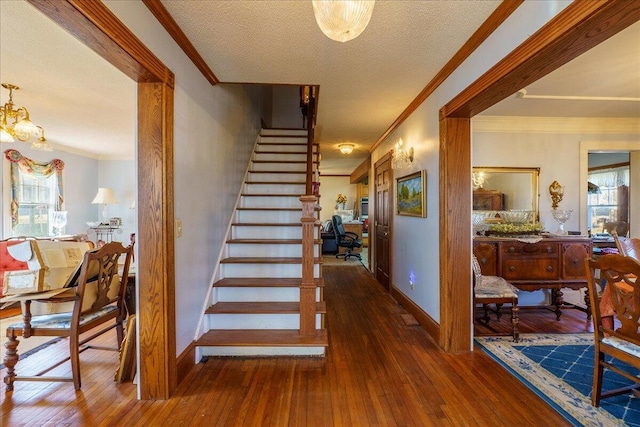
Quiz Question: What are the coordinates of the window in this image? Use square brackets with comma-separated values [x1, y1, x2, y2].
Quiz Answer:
[4, 149, 65, 237]
[587, 165, 629, 233]
[14, 173, 59, 236]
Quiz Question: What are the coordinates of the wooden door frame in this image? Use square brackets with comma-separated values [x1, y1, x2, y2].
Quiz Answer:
[438, 1, 640, 353]
[28, 0, 177, 398]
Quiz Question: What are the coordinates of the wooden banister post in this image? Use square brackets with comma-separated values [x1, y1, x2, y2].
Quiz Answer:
[299, 195, 318, 336]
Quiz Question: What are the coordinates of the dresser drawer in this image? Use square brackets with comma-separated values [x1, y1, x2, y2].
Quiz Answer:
[500, 241, 558, 256]
[502, 259, 560, 281]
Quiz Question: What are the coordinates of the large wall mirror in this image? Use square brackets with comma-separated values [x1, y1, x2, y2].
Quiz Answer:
[472, 167, 540, 219]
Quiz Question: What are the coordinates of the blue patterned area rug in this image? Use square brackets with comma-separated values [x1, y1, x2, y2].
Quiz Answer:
[475, 334, 640, 427]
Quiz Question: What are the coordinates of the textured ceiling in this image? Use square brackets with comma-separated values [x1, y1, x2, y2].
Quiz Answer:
[1, 1, 638, 173]
[161, 0, 502, 173]
[0, 0, 136, 160]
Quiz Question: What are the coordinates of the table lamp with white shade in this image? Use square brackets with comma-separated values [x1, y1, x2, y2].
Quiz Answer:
[92, 187, 118, 224]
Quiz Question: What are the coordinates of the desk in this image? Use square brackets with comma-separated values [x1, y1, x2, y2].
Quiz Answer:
[474, 236, 592, 320]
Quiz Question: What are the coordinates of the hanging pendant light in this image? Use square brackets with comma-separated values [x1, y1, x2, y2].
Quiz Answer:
[312, 0, 375, 43]
[0, 83, 52, 150]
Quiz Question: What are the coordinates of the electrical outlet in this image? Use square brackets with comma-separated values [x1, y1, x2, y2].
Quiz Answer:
[409, 280, 415, 290]
[175, 219, 183, 238]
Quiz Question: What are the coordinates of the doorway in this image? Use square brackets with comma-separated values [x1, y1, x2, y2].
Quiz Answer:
[28, 0, 177, 398]
[580, 142, 639, 238]
[439, 2, 639, 352]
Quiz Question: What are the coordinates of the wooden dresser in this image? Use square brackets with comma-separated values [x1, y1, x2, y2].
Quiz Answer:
[473, 236, 593, 320]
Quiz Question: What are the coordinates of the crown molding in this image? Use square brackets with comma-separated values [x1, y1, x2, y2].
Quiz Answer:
[473, 116, 640, 134]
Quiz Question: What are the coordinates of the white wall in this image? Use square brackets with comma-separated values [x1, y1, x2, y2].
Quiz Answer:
[271, 85, 303, 129]
[96, 159, 136, 245]
[472, 131, 639, 233]
[318, 176, 357, 223]
[1, 143, 99, 238]
[104, 2, 263, 359]
[369, 1, 572, 325]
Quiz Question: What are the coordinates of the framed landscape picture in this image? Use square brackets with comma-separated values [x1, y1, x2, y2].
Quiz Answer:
[396, 170, 426, 217]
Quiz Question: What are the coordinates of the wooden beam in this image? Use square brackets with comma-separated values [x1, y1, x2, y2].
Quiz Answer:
[28, 0, 172, 87]
[370, 0, 523, 152]
[438, 117, 471, 353]
[350, 156, 371, 184]
[142, 0, 219, 85]
[138, 82, 177, 398]
[441, 1, 640, 119]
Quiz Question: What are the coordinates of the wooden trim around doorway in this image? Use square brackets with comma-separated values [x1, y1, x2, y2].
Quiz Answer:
[28, 0, 177, 398]
[438, 1, 640, 353]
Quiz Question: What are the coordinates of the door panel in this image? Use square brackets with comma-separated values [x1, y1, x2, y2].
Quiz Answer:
[375, 156, 392, 290]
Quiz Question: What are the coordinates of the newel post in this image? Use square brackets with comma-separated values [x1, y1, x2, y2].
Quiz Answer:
[299, 195, 318, 336]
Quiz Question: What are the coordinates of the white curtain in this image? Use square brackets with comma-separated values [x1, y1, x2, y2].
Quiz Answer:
[588, 166, 629, 188]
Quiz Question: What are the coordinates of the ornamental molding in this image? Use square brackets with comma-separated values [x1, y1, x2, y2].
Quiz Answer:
[473, 116, 639, 135]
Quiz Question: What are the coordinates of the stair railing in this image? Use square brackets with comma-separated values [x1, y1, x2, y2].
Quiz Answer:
[300, 86, 318, 337]
[299, 195, 318, 336]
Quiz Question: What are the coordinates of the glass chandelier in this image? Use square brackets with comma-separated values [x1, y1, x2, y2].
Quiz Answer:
[312, 0, 375, 43]
[0, 83, 52, 151]
[391, 139, 413, 169]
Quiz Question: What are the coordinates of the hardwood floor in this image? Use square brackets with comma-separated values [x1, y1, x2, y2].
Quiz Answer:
[2, 265, 573, 426]
[474, 304, 595, 336]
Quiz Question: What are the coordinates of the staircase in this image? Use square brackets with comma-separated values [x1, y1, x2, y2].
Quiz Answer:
[195, 128, 328, 356]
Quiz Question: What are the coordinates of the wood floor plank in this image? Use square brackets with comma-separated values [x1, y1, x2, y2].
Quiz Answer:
[1, 264, 577, 426]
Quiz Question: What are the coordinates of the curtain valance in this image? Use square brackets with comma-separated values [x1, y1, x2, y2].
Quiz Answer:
[4, 149, 65, 228]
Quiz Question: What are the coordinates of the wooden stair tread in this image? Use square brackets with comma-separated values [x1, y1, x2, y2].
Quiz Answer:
[213, 277, 324, 288]
[240, 193, 303, 197]
[245, 181, 306, 185]
[231, 222, 319, 227]
[226, 239, 322, 244]
[221, 257, 322, 264]
[206, 301, 326, 314]
[196, 329, 328, 347]
[248, 170, 306, 174]
[254, 151, 309, 155]
[236, 207, 302, 211]
[252, 160, 306, 164]
[249, 170, 307, 175]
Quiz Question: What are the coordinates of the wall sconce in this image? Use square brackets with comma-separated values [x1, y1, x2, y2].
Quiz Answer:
[391, 138, 413, 169]
[549, 180, 564, 210]
[338, 143, 354, 154]
[472, 171, 486, 189]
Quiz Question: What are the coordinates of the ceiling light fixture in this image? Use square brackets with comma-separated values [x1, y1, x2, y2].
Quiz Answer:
[392, 138, 413, 169]
[312, 0, 375, 43]
[339, 143, 355, 155]
[0, 83, 51, 151]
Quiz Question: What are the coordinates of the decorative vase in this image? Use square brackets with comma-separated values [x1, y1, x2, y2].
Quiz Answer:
[551, 209, 572, 235]
[339, 203, 345, 210]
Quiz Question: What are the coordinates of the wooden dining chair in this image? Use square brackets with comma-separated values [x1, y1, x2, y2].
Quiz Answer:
[472, 255, 519, 342]
[612, 231, 640, 260]
[3, 241, 133, 392]
[584, 254, 640, 406]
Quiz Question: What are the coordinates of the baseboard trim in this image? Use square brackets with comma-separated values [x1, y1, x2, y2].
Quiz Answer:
[390, 286, 440, 345]
[176, 342, 196, 385]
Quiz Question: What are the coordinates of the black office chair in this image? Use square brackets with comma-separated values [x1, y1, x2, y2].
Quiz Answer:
[332, 215, 362, 261]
